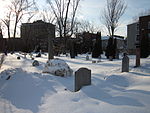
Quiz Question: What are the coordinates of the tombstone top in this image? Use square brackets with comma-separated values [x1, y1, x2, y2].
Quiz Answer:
[76, 68, 91, 73]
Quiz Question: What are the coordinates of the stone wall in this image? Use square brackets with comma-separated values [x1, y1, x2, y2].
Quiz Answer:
[0, 38, 23, 52]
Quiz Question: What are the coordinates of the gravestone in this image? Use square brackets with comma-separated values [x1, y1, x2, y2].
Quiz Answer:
[48, 28, 54, 60]
[135, 47, 140, 67]
[109, 56, 113, 61]
[75, 68, 91, 92]
[70, 41, 75, 58]
[36, 53, 41, 57]
[32, 60, 39, 66]
[22, 53, 27, 58]
[29, 53, 34, 59]
[97, 55, 101, 62]
[17, 57, 20, 60]
[92, 60, 96, 63]
[43, 58, 73, 77]
[122, 53, 129, 72]
[86, 55, 89, 60]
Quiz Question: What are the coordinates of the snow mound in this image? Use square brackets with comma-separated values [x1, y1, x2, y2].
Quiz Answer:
[106, 75, 129, 87]
[0, 68, 21, 80]
[43, 58, 73, 77]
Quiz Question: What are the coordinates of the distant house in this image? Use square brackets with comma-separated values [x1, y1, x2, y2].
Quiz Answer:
[139, 15, 150, 57]
[76, 32, 98, 53]
[21, 20, 55, 52]
[76, 32, 125, 53]
[127, 22, 138, 54]
[127, 15, 150, 56]
[101, 36, 125, 52]
[0, 20, 55, 52]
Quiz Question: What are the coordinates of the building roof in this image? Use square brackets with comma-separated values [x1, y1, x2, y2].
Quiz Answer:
[101, 36, 125, 40]
[22, 20, 55, 27]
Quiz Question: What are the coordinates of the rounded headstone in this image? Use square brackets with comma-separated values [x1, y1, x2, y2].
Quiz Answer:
[17, 57, 20, 60]
[32, 60, 39, 66]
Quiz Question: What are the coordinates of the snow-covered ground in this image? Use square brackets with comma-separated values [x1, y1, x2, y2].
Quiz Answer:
[0, 53, 150, 113]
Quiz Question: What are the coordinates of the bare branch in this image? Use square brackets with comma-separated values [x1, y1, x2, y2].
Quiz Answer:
[101, 0, 127, 37]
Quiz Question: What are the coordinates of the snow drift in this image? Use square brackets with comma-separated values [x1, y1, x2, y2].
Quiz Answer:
[43, 58, 73, 77]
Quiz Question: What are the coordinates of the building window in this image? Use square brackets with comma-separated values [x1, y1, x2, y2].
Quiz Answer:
[148, 21, 150, 29]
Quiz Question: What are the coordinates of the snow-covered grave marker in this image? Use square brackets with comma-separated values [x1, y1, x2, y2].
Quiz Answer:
[75, 68, 91, 92]
[20, 52, 27, 58]
[17, 56, 20, 60]
[48, 29, 54, 60]
[23, 53, 27, 58]
[122, 53, 129, 72]
[86, 54, 89, 61]
[92, 60, 96, 63]
[97, 55, 101, 63]
[32, 60, 39, 66]
[29, 53, 33, 59]
[43, 58, 73, 77]
[109, 56, 113, 61]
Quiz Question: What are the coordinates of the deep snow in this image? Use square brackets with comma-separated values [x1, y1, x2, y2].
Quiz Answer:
[0, 53, 150, 113]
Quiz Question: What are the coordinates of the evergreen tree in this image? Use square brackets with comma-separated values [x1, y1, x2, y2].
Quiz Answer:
[105, 37, 114, 59]
[92, 32, 103, 58]
[113, 38, 117, 58]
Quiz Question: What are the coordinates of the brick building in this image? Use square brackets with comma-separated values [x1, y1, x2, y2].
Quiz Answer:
[21, 20, 55, 52]
[139, 15, 150, 57]
[127, 22, 138, 54]
[0, 20, 55, 52]
[127, 15, 150, 57]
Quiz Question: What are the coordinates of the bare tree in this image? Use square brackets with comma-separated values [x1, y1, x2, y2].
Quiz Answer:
[76, 20, 101, 33]
[1, 11, 11, 39]
[102, 0, 127, 37]
[40, 9, 55, 23]
[8, 0, 36, 38]
[47, 0, 81, 38]
[132, 9, 150, 22]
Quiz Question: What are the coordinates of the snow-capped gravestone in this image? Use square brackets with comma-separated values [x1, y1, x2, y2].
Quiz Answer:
[17, 56, 20, 60]
[75, 68, 91, 92]
[43, 58, 73, 77]
[122, 53, 129, 72]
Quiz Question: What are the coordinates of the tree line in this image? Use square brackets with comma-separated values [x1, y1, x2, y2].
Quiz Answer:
[0, 0, 128, 59]
[0, 0, 127, 39]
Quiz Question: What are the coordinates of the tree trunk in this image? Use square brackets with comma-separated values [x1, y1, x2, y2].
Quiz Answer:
[7, 26, 11, 39]
[13, 16, 18, 38]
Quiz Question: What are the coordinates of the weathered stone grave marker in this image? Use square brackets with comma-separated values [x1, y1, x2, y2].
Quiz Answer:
[86, 55, 89, 60]
[48, 26, 55, 60]
[97, 55, 101, 63]
[17, 56, 20, 60]
[22, 53, 27, 58]
[75, 68, 91, 92]
[92, 60, 96, 63]
[122, 53, 129, 72]
[109, 56, 113, 61]
[32, 60, 39, 66]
